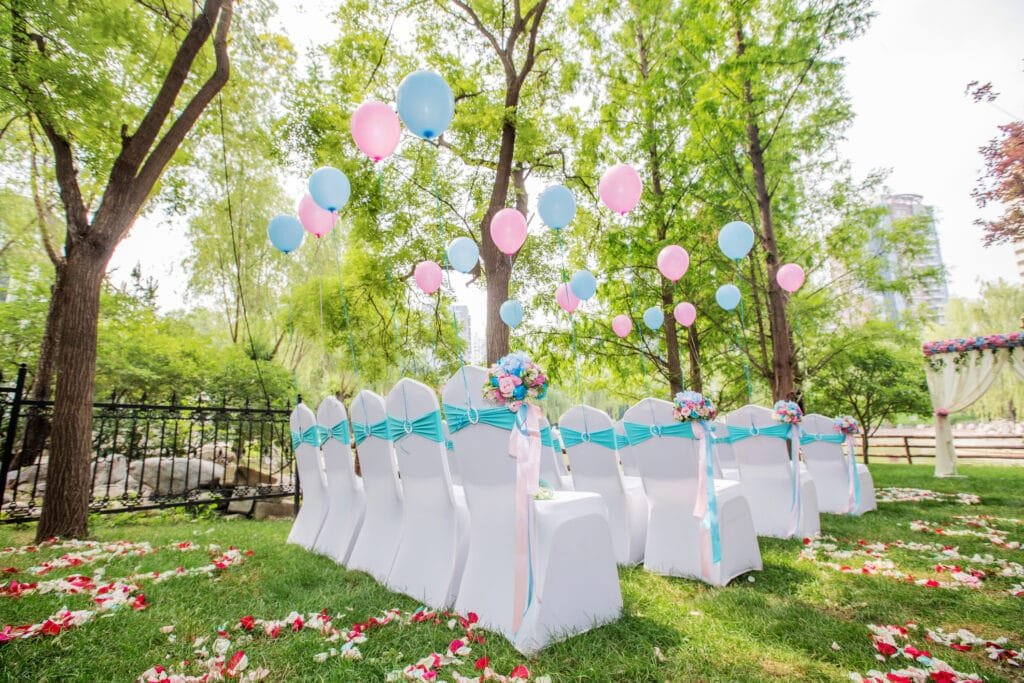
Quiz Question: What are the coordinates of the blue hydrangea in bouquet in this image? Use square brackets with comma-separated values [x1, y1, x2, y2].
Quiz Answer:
[483, 351, 549, 412]
[833, 415, 859, 435]
[773, 400, 803, 425]
[672, 390, 716, 422]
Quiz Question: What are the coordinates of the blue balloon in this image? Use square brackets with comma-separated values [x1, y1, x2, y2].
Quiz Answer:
[569, 269, 597, 301]
[500, 300, 524, 328]
[267, 215, 304, 254]
[643, 306, 664, 331]
[446, 237, 479, 274]
[308, 167, 351, 213]
[396, 70, 454, 140]
[718, 221, 755, 260]
[538, 184, 576, 229]
[716, 284, 742, 311]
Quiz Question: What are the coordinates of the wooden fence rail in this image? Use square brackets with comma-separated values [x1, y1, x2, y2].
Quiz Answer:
[857, 431, 1024, 464]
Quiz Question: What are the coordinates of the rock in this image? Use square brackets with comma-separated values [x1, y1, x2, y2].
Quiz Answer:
[5, 464, 46, 493]
[92, 475, 140, 501]
[253, 499, 294, 520]
[127, 458, 225, 496]
[227, 486, 256, 516]
[198, 441, 236, 465]
[91, 454, 129, 490]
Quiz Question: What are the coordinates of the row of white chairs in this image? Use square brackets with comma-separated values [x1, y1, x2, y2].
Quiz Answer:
[287, 367, 876, 653]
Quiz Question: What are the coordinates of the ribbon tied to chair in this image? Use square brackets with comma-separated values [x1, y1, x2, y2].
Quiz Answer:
[728, 422, 803, 536]
[291, 425, 328, 450]
[385, 411, 445, 443]
[323, 420, 351, 444]
[623, 419, 721, 576]
[351, 419, 391, 446]
[539, 426, 555, 449]
[558, 425, 620, 450]
[801, 430, 861, 514]
[444, 402, 540, 634]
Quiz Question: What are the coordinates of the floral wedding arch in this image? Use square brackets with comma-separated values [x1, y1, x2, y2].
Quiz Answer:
[923, 332, 1024, 476]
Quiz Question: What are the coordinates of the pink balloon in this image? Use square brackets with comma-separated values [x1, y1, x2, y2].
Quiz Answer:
[657, 245, 689, 282]
[674, 302, 697, 327]
[611, 314, 632, 338]
[598, 163, 642, 215]
[555, 283, 580, 313]
[350, 101, 401, 162]
[776, 263, 805, 293]
[298, 193, 337, 237]
[414, 260, 443, 294]
[490, 208, 528, 255]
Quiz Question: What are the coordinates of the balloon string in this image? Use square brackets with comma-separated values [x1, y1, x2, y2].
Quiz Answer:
[316, 238, 328, 382]
[433, 143, 466, 367]
[556, 231, 583, 401]
[378, 163, 402, 372]
[624, 223, 651, 397]
[734, 258, 752, 403]
[331, 229, 360, 379]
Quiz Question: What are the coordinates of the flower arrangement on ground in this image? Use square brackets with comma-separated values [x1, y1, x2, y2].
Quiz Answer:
[483, 351, 548, 412]
[672, 390, 716, 422]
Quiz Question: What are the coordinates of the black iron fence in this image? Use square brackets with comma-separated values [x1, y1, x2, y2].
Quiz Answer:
[1, 364, 297, 523]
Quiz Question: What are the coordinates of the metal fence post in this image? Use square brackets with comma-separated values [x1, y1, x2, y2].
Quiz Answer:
[0, 364, 28, 509]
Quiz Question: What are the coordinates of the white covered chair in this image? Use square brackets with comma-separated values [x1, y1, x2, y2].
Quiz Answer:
[347, 390, 403, 583]
[800, 413, 877, 515]
[710, 420, 741, 480]
[725, 405, 820, 538]
[385, 378, 470, 609]
[539, 416, 573, 490]
[622, 399, 761, 585]
[615, 419, 641, 476]
[558, 405, 648, 565]
[442, 367, 621, 655]
[287, 402, 329, 550]
[311, 397, 366, 563]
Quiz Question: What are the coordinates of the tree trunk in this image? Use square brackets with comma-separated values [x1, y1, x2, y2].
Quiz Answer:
[661, 283, 683, 394]
[35, 250, 106, 541]
[686, 323, 703, 393]
[735, 20, 798, 401]
[14, 276, 62, 469]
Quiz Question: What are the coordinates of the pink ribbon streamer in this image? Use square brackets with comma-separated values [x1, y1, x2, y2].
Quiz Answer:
[508, 404, 541, 633]
[692, 421, 715, 581]
[786, 424, 802, 537]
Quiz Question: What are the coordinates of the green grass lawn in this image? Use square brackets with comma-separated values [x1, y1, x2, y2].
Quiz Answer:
[2, 464, 1023, 682]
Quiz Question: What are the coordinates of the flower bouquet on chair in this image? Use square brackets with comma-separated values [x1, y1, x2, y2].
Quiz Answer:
[833, 415, 862, 514]
[772, 400, 803, 425]
[672, 390, 717, 423]
[483, 351, 549, 412]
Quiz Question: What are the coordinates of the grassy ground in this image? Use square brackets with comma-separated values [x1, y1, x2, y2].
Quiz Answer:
[1, 464, 1023, 682]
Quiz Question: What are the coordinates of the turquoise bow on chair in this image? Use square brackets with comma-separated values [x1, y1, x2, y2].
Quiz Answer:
[443, 404, 517, 433]
[324, 420, 351, 444]
[622, 420, 699, 445]
[386, 410, 445, 443]
[352, 419, 390, 445]
[726, 423, 792, 442]
[559, 426, 620, 450]
[291, 425, 328, 450]
[799, 431, 845, 445]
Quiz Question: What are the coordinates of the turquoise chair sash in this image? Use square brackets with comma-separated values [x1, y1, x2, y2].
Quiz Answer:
[540, 426, 555, 449]
[324, 420, 350, 444]
[352, 419, 390, 446]
[291, 425, 327, 450]
[443, 404, 517, 433]
[725, 422, 793, 442]
[559, 425, 620, 450]
[622, 420, 699, 445]
[386, 410, 445, 443]
[799, 431, 845, 445]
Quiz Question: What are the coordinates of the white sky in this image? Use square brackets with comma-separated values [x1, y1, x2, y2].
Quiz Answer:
[109, 0, 1023, 314]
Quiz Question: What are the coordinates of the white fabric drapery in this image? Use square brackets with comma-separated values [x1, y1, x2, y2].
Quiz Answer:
[925, 347, 1021, 476]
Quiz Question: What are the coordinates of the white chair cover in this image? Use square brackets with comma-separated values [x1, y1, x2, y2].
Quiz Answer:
[623, 399, 761, 585]
[443, 419, 462, 486]
[710, 420, 741, 480]
[800, 413, 876, 515]
[615, 418, 641, 476]
[725, 405, 821, 538]
[442, 366, 621, 654]
[385, 378, 470, 609]
[539, 416, 573, 490]
[558, 405, 648, 565]
[347, 390, 403, 583]
[311, 397, 367, 563]
[287, 402, 329, 550]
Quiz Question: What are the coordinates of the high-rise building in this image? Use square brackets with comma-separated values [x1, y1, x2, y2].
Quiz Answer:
[873, 194, 950, 323]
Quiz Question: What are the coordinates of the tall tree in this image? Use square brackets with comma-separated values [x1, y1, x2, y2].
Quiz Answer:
[968, 78, 1024, 247]
[2, 0, 235, 540]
